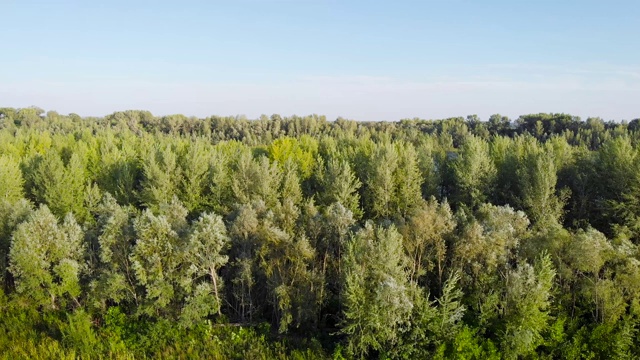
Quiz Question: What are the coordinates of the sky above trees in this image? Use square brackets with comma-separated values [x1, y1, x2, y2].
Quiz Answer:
[2, 0, 639, 120]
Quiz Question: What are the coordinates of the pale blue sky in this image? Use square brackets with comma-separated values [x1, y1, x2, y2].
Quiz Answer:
[1, 0, 639, 120]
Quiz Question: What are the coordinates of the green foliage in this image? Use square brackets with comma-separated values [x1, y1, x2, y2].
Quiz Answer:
[27, 150, 88, 219]
[434, 272, 466, 341]
[0, 155, 24, 203]
[2, 108, 640, 358]
[9, 205, 84, 309]
[140, 144, 181, 209]
[517, 137, 565, 224]
[179, 139, 212, 213]
[90, 194, 139, 309]
[269, 136, 318, 180]
[231, 152, 282, 207]
[367, 142, 399, 218]
[182, 212, 230, 322]
[366, 141, 422, 218]
[401, 197, 455, 288]
[95, 133, 140, 205]
[450, 135, 496, 209]
[130, 208, 184, 317]
[394, 142, 423, 216]
[0, 199, 32, 288]
[500, 254, 556, 359]
[341, 222, 412, 357]
[595, 136, 640, 238]
[317, 158, 362, 218]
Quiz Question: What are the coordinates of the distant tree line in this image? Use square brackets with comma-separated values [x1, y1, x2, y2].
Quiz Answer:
[1, 106, 640, 358]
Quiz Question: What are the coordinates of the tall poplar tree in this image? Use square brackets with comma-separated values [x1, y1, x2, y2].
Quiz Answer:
[341, 222, 412, 357]
[450, 135, 497, 209]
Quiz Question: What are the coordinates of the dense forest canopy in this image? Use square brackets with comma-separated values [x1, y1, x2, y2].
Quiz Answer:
[1, 106, 640, 358]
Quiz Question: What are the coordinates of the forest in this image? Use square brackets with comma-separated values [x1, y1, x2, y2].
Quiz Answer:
[1, 106, 640, 359]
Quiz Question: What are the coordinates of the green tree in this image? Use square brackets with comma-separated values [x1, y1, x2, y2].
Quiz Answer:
[595, 136, 640, 238]
[268, 136, 317, 180]
[450, 135, 497, 209]
[367, 142, 399, 218]
[0, 155, 24, 203]
[9, 205, 84, 309]
[401, 197, 456, 290]
[207, 147, 232, 212]
[500, 254, 556, 359]
[0, 199, 32, 289]
[231, 152, 282, 207]
[183, 212, 229, 319]
[316, 202, 356, 317]
[258, 224, 320, 333]
[453, 205, 529, 289]
[90, 194, 139, 310]
[415, 136, 443, 199]
[395, 142, 423, 217]
[433, 272, 466, 342]
[227, 202, 262, 323]
[130, 208, 185, 318]
[452, 204, 530, 333]
[28, 150, 87, 219]
[566, 228, 620, 324]
[393, 273, 466, 359]
[179, 139, 211, 213]
[280, 159, 303, 206]
[95, 133, 140, 205]
[318, 158, 362, 218]
[517, 139, 565, 224]
[341, 222, 412, 357]
[490, 135, 519, 206]
[140, 145, 181, 209]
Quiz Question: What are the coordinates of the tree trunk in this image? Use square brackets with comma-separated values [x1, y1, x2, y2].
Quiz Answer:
[210, 267, 221, 316]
